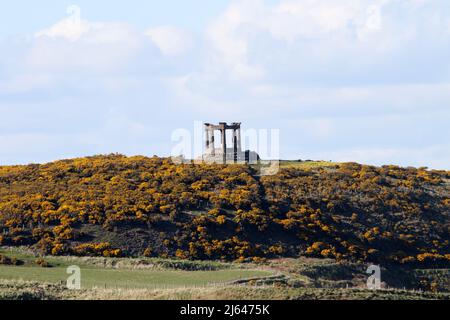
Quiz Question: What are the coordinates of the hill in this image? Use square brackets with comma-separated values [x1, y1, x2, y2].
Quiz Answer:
[0, 154, 449, 267]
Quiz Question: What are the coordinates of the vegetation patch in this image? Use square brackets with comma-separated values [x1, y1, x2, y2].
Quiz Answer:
[1, 279, 449, 301]
[0, 254, 23, 266]
[0, 155, 448, 267]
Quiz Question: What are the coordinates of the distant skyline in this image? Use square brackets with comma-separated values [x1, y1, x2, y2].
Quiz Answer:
[1, 0, 449, 169]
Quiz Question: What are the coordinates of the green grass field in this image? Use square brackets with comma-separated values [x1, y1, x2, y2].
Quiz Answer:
[0, 248, 272, 290]
[279, 160, 338, 169]
[1, 248, 450, 300]
[0, 265, 271, 289]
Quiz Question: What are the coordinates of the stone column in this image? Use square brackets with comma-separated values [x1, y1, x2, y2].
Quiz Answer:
[237, 127, 242, 152]
[233, 129, 238, 163]
[204, 126, 210, 153]
[221, 129, 227, 164]
[210, 129, 215, 156]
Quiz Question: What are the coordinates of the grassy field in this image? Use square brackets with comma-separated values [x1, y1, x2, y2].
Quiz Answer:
[0, 265, 271, 289]
[278, 160, 338, 169]
[1, 248, 450, 300]
[0, 248, 272, 290]
[2, 279, 449, 300]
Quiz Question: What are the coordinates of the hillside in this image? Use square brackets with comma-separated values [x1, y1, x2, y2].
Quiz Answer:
[0, 154, 449, 267]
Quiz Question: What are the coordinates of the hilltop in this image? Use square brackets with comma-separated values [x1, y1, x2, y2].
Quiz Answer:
[0, 154, 449, 267]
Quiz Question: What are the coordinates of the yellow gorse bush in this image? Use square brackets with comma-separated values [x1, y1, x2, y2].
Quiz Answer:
[0, 154, 448, 265]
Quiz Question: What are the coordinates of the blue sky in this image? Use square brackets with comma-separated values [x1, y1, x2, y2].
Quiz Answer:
[0, 1, 231, 36]
[1, 0, 449, 168]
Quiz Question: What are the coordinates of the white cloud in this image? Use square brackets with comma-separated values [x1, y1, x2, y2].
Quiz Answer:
[34, 5, 140, 45]
[201, 0, 450, 85]
[145, 26, 193, 56]
[24, 11, 197, 76]
[1, 1, 449, 168]
[29, 19, 142, 73]
[204, 0, 376, 81]
[35, 18, 90, 42]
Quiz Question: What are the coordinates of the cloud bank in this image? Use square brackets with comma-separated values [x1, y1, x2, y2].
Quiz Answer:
[0, 0, 449, 168]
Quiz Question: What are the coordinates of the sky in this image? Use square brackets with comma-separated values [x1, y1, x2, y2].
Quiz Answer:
[0, 0, 449, 169]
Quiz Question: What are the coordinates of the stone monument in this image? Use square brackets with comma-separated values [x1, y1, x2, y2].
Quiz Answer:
[203, 122, 259, 164]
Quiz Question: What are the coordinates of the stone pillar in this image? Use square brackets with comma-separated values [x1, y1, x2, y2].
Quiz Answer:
[237, 127, 242, 152]
[233, 129, 238, 163]
[210, 129, 215, 156]
[221, 129, 227, 164]
[204, 126, 210, 152]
